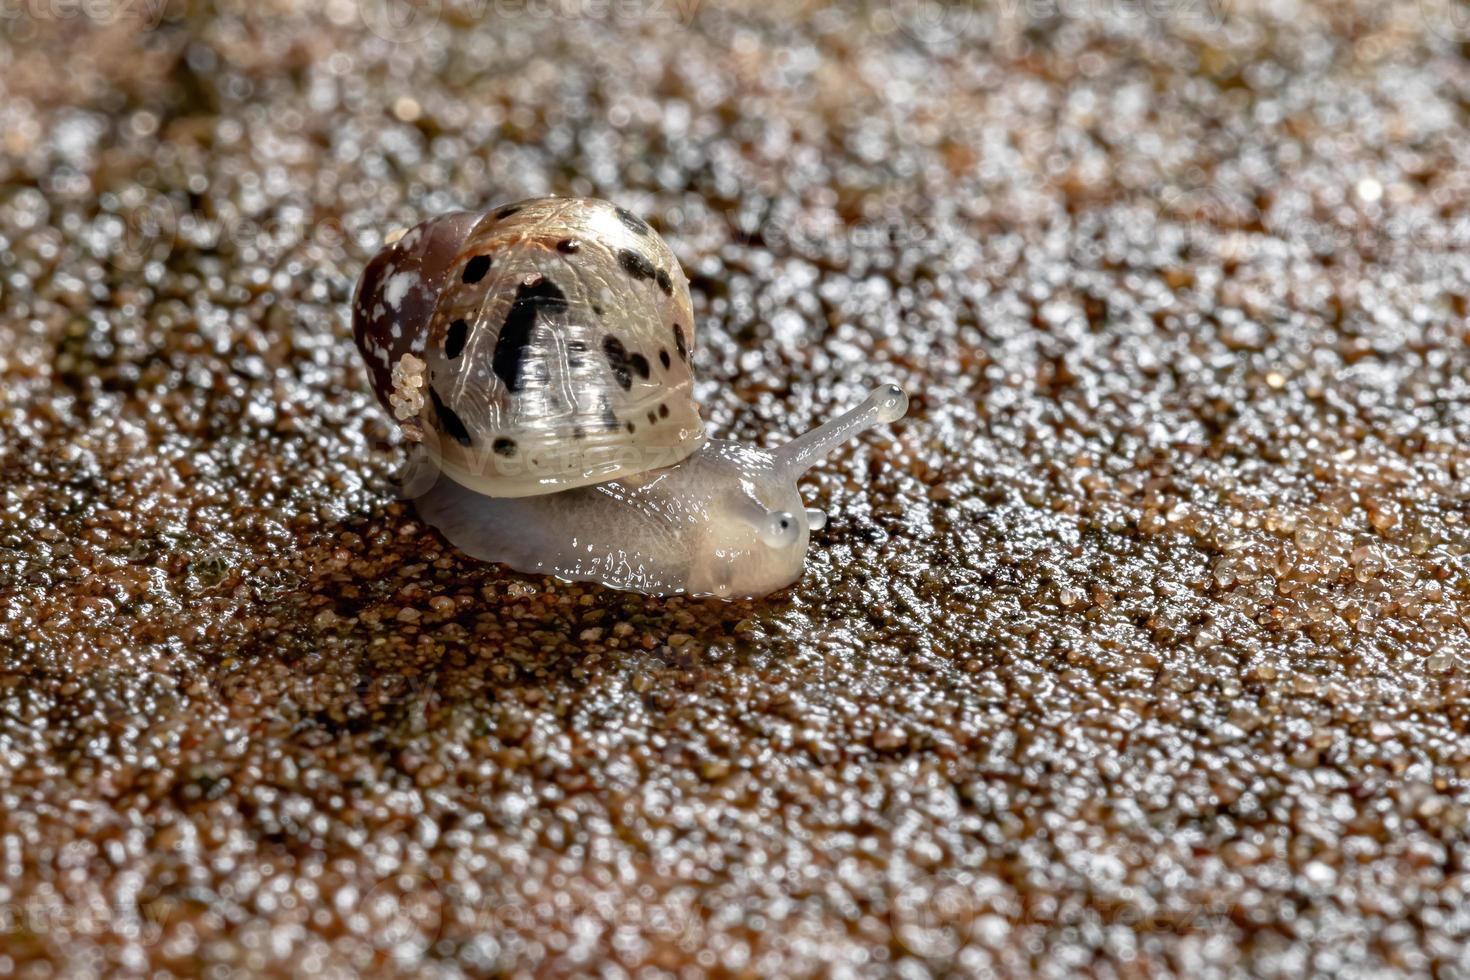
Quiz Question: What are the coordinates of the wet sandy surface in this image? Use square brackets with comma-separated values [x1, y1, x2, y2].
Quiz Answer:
[2, 1, 1469, 975]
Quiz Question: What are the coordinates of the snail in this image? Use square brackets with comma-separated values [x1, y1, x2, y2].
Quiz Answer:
[352, 197, 908, 598]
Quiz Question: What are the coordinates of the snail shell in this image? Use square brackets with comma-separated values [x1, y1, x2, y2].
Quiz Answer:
[352, 197, 911, 597]
[353, 197, 705, 497]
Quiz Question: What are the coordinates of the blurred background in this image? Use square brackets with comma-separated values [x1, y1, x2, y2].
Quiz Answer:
[2, 0, 1469, 976]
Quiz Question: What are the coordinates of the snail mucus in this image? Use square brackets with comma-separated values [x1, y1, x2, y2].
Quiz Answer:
[352, 197, 908, 598]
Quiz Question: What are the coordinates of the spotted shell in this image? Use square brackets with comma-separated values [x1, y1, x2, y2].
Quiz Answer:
[353, 198, 705, 498]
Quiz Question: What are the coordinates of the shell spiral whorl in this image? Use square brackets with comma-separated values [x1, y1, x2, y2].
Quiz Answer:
[353, 197, 706, 498]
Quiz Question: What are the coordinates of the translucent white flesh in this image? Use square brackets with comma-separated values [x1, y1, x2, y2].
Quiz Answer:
[414, 382, 909, 597]
[414, 440, 809, 598]
[776, 383, 909, 476]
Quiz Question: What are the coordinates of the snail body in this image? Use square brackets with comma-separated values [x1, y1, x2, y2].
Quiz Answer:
[353, 197, 906, 598]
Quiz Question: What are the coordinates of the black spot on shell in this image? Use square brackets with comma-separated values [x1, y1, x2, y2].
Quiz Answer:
[600, 404, 620, 430]
[492, 437, 517, 457]
[495, 204, 522, 219]
[658, 403, 669, 418]
[428, 387, 472, 447]
[647, 410, 657, 425]
[556, 238, 580, 253]
[462, 255, 491, 284]
[614, 206, 652, 236]
[659, 348, 671, 369]
[592, 303, 604, 316]
[445, 319, 468, 359]
[602, 335, 632, 390]
[654, 268, 672, 295]
[673, 324, 688, 361]
[625, 420, 636, 433]
[617, 248, 657, 283]
[629, 353, 650, 379]
[494, 277, 568, 392]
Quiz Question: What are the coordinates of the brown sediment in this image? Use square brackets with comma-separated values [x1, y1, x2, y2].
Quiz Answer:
[1, 2, 1468, 976]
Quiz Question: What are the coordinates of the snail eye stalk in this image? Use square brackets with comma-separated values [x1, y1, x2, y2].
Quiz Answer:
[775, 383, 908, 477]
